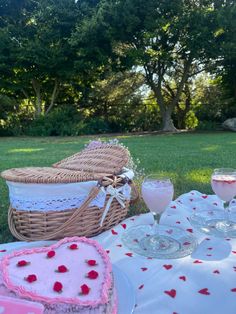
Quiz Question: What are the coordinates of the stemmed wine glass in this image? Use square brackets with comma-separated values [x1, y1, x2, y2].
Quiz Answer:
[122, 174, 197, 259]
[210, 168, 236, 235]
[140, 175, 180, 254]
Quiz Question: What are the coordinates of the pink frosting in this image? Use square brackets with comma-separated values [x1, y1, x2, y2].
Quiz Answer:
[0, 237, 112, 307]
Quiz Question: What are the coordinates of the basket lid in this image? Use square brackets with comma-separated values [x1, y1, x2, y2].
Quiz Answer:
[53, 144, 129, 175]
[1, 167, 111, 184]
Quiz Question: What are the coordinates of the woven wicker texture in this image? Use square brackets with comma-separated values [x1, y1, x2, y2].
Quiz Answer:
[1, 167, 113, 184]
[53, 144, 129, 174]
[8, 184, 130, 241]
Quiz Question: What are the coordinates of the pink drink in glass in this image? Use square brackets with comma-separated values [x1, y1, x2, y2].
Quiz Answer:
[142, 179, 174, 214]
[211, 174, 236, 202]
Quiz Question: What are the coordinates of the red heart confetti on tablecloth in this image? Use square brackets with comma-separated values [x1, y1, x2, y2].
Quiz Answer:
[232, 251, 236, 254]
[176, 221, 181, 224]
[186, 228, 193, 233]
[116, 244, 122, 247]
[0, 250, 6, 252]
[164, 289, 176, 298]
[138, 284, 144, 290]
[125, 253, 133, 257]
[198, 288, 210, 295]
[179, 276, 186, 281]
[213, 270, 220, 274]
[193, 260, 203, 264]
[171, 205, 176, 209]
[111, 229, 118, 235]
[141, 267, 148, 272]
[121, 224, 127, 229]
[231, 288, 236, 292]
[163, 264, 173, 270]
[202, 195, 208, 199]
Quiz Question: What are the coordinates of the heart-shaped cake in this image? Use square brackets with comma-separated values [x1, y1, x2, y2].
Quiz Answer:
[0, 237, 117, 314]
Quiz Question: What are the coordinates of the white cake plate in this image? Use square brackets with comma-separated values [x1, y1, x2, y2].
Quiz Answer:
[0, 241, 135, 314]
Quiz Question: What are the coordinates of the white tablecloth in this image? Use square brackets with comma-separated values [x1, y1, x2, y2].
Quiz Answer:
[1, 191, 236, 314]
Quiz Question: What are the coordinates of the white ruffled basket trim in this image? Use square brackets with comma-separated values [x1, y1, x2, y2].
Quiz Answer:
[7, 169, 134, 212]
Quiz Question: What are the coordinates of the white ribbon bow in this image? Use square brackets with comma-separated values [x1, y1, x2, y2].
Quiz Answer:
[100, 185, 126, 227]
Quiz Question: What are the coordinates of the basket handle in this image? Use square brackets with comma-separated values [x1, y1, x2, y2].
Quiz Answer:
[8, 185, 101, 242]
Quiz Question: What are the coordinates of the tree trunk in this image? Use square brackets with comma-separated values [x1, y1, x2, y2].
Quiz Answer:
[32, 78, 42, 118]
[45, 80, 60, 115]
[162, 109, 178, 132]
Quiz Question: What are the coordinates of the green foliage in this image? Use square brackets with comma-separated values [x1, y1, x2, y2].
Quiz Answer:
[196, 121, 220, 131]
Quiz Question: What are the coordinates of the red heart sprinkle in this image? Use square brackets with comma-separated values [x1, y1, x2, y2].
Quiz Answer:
[0, 250, 6, 252]
[116, 244, 122, 247]
[213, 202, 218, 206]
[111, 229, 118, 235]
[125, 253, 133, 257]
[57, 265, 68, 273]
[179, 276, 186, 281]
[176, 221, 181, 224]
[186, 228, 193, 233]
[138, 284, 144, 290]
[87, 260, 97, 266]
[164, 289, 176, 298]
[163, 264, 173, 270]
[69, 244, 78, 250]
[141, 267, 148, 271]
[81, 284, 90, 295]
[231, 288, 236, 292]
[193, 260, 203, 264]
[17, 260, 29, 267]
[53, 281, 63, 293]
[106, 250, 110, 254]
[87, 270, 99, 279]
[25, 274, 37, 283]
[213, 270, 220, 274]
[171, 205, 176, 209]
[202, 195, 208, 199]
[232, 251, 236, 254]
[47, 250, 56, 258]
[198, 288, 210, 295]
[121, 224, 127, 229]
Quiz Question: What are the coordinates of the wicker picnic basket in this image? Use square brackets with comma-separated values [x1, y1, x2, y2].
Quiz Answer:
[1, 144, 135, 241]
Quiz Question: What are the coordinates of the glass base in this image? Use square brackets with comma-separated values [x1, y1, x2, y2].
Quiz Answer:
[190, 209, 236, 238]
[121, 224, 197, 259]
[140, 234, 180, 255]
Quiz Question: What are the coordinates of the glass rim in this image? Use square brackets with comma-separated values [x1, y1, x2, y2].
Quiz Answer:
[143, 174, 172, 181]
[213, 168, 236, 174]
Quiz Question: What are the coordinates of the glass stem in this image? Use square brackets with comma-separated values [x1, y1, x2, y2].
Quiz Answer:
[223, 201, 230, 225]
[152, 212, 161, 230]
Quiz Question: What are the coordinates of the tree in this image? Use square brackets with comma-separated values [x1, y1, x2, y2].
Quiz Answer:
[76, 0, 227, 131]
[0, 0, 101, 117]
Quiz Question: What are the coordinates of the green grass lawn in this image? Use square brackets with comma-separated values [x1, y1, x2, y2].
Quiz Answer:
[1, 131, 236, 243]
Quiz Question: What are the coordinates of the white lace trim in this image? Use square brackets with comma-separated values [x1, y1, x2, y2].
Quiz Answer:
[7, 181, 131, 212]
